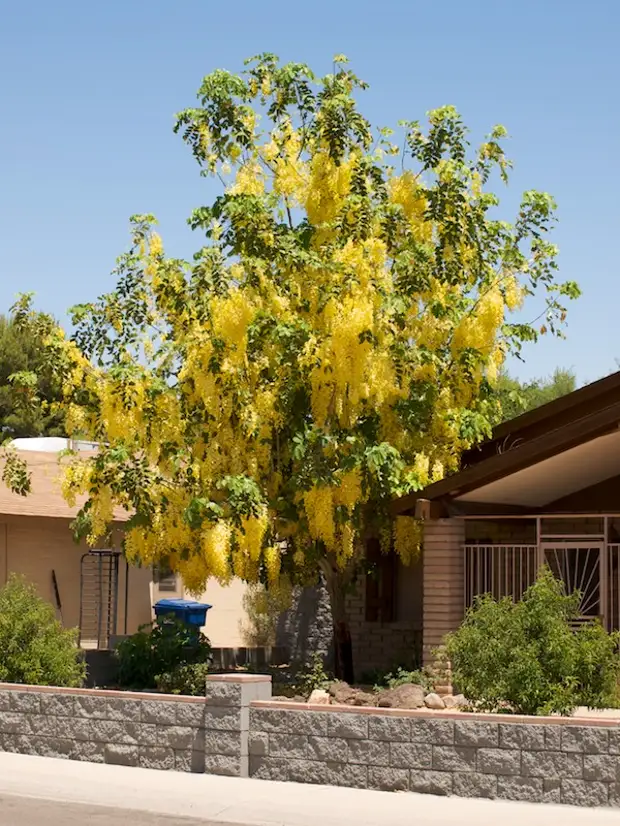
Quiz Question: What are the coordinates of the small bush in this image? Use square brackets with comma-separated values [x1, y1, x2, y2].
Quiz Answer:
[156, 662, 211, 696]
[446, 568, 620, 716]
[116, 619, 211, 689]
[373, 667, 430, 692]
[0, 574, 85, 687]
[295, 653, 331, 696]
[239, 579, 293, 647]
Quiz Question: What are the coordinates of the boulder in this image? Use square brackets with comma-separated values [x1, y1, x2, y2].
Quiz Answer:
[351, 691, 375, 707]
[328, 681, 375, 707]
[308, 689, 331, 705]
[328, 680, 357, 705]
[424, 692, 446, 710]
[376, 683, 425, 709]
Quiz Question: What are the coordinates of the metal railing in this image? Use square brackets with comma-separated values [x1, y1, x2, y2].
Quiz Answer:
[608, 545, 620, 632]
[464, 545, 538, 610]
[465, 543, 620, 633]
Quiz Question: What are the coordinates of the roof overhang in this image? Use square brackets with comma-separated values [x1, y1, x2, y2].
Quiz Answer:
[393, 399, 620, 517]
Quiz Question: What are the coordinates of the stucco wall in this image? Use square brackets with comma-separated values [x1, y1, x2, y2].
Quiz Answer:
[0, 515, 153, 637]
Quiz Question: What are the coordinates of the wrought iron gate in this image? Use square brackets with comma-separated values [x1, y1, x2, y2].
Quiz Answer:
[541, 543, 604, 623]
[79, 551, 120, 649]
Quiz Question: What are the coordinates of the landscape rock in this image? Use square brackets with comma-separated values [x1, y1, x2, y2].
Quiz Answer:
[351, 692, 376, 707]
[444, 694, 467, 709]
[328, 681, 357, 705]
[308, 689, 330, 705]
[424, 693, 446, 710]
[327, 682, 375, 707]
[376, 683, 425, 710]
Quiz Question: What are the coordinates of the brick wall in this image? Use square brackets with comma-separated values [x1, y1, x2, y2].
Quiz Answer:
[422, 519, 465, 663]
[275, 569, 423, 679]
[345, 572, 422, 677]
[464, 519, 537, 544]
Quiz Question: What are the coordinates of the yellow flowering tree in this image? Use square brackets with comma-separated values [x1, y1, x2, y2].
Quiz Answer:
[16, 55, 579, 680]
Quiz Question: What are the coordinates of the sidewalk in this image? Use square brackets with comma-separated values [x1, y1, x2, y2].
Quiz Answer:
[0, 752, 618, 826]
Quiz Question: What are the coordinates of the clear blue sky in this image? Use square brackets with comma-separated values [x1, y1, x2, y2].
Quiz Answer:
[1, 0, 618, 384]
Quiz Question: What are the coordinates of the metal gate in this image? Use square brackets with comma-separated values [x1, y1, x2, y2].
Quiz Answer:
[541, 543, 604, 623]
[79, 551, 120, 649]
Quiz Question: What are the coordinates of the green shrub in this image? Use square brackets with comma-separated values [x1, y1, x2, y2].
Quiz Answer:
[116, 619, 211, 689]
[373, 667, 430, 692]
[445, 568, 620, 716]
[295, 653, 331, 696]
[0, 574, 85, 687]
[156, 662, 211, 696]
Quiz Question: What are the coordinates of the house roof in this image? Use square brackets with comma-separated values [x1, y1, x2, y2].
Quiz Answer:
[393, 371, 620, 517]
[0, 451, 129, 522]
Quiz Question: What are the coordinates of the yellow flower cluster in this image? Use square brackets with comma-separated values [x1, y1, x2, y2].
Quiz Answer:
[306, 151, 353, 236]
[388, 171, 431, 242]
[230, 161, 264, 196]
[60, 460, 92, 508]
[304, 486, 335, 548]
[393, 516, 423, 566]
[333, 468, 363, 513]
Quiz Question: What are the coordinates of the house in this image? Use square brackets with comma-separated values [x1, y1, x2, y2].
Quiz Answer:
[392, 369, 620, 664]
[0, 450, 153, 645]
[0, 444, 255, 651]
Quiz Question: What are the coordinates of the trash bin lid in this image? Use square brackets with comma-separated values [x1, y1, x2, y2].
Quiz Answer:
[154, 599, 213, 610]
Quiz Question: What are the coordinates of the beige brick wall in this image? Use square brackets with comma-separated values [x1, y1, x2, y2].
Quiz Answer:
[422, 518, 465, 663]
[464, 519, 536, 544]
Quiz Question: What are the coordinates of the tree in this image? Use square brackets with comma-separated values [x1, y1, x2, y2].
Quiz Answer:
[494, 367, 577, 422]
[19, 55, 579, 680]
[0, 308, 65, 441]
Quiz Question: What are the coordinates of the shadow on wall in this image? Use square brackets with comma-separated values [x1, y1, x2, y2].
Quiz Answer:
[275, 577, 334, 669]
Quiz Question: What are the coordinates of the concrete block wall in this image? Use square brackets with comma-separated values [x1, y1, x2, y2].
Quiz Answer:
[0, 674, 271, 776]
[248, 702, 620, 808]
[3, 675, 620, 808]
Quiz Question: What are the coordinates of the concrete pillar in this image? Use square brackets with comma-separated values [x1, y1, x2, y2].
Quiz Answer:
[205, 673, 272, 776]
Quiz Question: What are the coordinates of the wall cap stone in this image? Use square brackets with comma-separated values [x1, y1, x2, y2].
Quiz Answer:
[0, 682, 204, 704]
[207, 674, 272, 684]
[250, 700, 620, 729]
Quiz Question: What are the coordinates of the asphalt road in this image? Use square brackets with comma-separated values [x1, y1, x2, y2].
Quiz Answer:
[0, 795, 234, 826]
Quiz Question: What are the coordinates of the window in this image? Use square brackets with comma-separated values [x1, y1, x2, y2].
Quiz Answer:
[153, 561, 177, 592]
[365, 538, 396, 622]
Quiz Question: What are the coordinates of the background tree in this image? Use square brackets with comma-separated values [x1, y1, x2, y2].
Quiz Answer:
[494, 367, 577, 423]
[28, 55, 578, 680]
[0, 308, 65, 441]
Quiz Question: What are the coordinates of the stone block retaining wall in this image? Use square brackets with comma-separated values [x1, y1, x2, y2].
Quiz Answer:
[2, 676, 620, 809]
[250, 703, 620, 808]
[0, 674, 270, 775]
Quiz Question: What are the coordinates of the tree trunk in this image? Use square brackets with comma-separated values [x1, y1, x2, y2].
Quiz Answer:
[321, 560, 355, 684]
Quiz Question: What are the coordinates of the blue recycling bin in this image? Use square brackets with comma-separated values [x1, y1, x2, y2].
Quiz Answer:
[153, 598, 212, 628]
